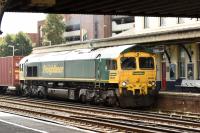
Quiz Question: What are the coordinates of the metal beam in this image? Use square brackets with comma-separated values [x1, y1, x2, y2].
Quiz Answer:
[180, 45, 192, 62]
[164, 49, 171, 64]
[3, 0, 200, 17]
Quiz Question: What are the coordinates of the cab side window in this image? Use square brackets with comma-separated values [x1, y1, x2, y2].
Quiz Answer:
[106, 60, 117, 70]
[139, 57, 154, 69]
[27, 66, 38, 77]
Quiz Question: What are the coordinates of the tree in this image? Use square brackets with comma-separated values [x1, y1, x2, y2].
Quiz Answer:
[15, 32, 32, 56]
[0, 32, 32, 57]
[0, 34, 15, 56]
[42, 14, 65, 45]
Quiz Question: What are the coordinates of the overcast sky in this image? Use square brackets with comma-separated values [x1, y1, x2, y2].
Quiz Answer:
[1, 12, 46, 36]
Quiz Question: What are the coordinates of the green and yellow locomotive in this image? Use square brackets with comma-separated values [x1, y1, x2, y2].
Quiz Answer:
[19, 45, 157, 107]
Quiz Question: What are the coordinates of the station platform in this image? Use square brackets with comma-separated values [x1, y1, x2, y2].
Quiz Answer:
[155, 91, 200, 114]
[0, 112, 92, 133]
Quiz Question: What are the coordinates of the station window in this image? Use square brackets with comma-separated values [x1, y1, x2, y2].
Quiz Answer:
[197, 44, 200, 79]
[139, 57, 154, 69]
[177, 17, 185, 24]
[94, 21, 98, 38]
[170, 64, 176, 80]
[106, 60, 117, 70]
[144, 17, 150, 29]
[178, 47, 185, 78]
[121, 57, 136, 70]
[160, 17, 166, 27]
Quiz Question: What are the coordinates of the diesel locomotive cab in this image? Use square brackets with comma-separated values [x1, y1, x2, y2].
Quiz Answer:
[118, 52, 157, 107]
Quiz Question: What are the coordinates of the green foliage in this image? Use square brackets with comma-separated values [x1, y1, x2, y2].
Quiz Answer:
[0, 37, 4, 44]
[0, 34, 15, 57]
[15, 32, 32, 56]
[42, 14, 65, 45]
[0, 32, 33, 57]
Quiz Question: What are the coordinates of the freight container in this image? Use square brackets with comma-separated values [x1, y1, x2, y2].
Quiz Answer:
[0, 56, 22, 90]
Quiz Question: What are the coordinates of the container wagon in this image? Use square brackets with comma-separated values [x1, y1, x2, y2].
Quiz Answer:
[0, 56, 22, 93]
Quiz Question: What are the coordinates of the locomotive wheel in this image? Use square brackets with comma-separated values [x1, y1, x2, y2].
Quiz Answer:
[106, 96, 117, 106]
[80, 95, 86, 103]
[21, 86, 29, 97]
[118, 98, 127, 108]
[38, 91, 46, 99]
[115, 100, 120, 107]
[0, 87, 6, 94]
[94, 96, 100, 105]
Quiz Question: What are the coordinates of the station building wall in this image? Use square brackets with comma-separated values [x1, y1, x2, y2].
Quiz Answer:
[133, 16, 200, 91]
[155, 43, 199, 91]
[135, 17, 200, 33]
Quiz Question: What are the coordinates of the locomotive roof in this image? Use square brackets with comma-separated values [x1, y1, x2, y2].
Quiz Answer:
[20, 44, 141, 63]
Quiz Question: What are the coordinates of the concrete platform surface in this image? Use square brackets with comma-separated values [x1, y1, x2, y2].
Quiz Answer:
[159, 91, 200, 97]
[0, 112, 93, 133]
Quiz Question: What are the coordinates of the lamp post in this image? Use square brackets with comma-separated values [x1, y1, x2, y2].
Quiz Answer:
[8, 45, 14, 56]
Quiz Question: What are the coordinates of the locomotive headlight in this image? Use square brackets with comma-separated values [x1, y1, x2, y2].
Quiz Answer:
[122, 81, 127, 87]
[152, 81, 155, 86]
[148, 81, 152, 85]
[149, 81, 155, 87]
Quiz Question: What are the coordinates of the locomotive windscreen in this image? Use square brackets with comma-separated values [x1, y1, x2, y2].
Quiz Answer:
[139, 57, 154, 69]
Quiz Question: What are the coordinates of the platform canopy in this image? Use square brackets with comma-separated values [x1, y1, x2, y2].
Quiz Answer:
[1, 0, 200, 34]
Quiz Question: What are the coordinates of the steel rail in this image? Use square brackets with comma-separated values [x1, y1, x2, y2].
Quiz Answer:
[0, 101, 164, 133]
[0, 96, 199, 132]
[0, 96, 199, 128]
[1, 95, 199, 122]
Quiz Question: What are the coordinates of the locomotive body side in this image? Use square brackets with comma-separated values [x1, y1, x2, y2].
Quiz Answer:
[19, 45, 158, 107]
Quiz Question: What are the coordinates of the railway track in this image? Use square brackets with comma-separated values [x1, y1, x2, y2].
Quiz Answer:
[0, 95, 199, 133]
[3, 95, 199, 123]
[2, 95, 199, 122]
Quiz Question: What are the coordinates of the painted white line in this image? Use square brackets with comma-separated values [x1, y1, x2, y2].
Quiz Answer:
[0, 119, 48, 133]
[26, 118, 94, 133]
[0, 112, 94, 133]
[0, 112, 14, 116]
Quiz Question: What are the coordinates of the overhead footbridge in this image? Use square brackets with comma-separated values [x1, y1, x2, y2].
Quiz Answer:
[2, 0, 200, 17]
